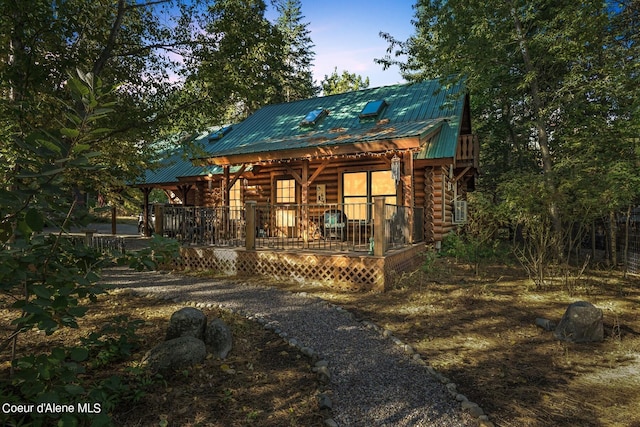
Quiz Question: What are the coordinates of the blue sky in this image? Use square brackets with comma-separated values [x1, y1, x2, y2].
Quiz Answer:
[267, 0, 417, 88]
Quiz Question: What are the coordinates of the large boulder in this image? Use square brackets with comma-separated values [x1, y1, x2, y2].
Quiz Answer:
[142, 336, 207, 372]
[554, 301, 604, 343]
[166, 307, 207, 341]
[204, 318, 233, 359]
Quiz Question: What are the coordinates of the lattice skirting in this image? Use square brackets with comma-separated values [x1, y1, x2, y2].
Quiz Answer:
[173, 245, 426, 292]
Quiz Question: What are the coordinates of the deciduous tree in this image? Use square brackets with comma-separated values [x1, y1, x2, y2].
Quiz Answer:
[320, 67, 370, 95]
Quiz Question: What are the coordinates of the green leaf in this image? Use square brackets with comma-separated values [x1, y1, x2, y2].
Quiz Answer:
[61, 127, 80, 139]
[51, 347, 66, 361]
[67, 77, 90, 97]
[72, 143, 91, 154]
[0, 221, 12, 243]
[32, 285, 53, 299]
[69, 347, 89, 362]
[25, 208, 45, 232]
[17, 167, 65, 178]
[63, 383, 85, 396]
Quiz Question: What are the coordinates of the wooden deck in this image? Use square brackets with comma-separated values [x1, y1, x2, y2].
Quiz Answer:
[172, 243, 427, 292]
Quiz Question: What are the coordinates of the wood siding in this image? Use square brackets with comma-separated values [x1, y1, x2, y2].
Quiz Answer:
[155, 153, 474, 244]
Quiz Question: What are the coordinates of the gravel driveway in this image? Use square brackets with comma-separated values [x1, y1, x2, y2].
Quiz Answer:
[101, 267, 479, 427]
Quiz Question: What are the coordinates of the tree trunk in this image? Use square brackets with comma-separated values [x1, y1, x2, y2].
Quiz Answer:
[510, 5, 562, 241]
[609, 210, 617, 266]
[624, 205, 631, 271]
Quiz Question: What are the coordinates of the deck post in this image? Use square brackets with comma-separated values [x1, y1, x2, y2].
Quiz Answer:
[154, 203, 164, 236]
[245, 201, 256, 250]
[374, 197, 386, 256]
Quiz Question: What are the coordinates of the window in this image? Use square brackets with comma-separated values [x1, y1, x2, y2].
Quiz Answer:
[371, 170, 396, 206]
[343, 172, 368, 220]
[276, 178, 296, 232]
[229, 180, 242, 220]
[276, 179, 296, 204]
[359, 100, 387, 119]
[300, 108, 328, 127]
[343, 170, 396, 220]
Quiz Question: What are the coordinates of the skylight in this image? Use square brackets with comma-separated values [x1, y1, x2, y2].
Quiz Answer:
[209, 126, 232, 142]
[300, 108, 328, 127]
[359, 100, 387, 119]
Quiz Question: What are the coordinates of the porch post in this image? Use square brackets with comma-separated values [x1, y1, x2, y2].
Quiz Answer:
[402, 151, 414, 243]
[245, 200, 256, 250]
[154, 203, 164, 236]
[301, 160, 309, 243]
[373, 196, 386, 256]
[141, 187, 152, 237]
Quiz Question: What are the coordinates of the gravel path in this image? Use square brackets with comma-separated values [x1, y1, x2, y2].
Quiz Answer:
[101, 267, 478, 427]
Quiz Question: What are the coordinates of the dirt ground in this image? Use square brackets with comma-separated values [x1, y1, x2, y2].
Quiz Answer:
[2, 257, 639, 427]
[282, 258, 640, 427]
[1, 292, 326, 427]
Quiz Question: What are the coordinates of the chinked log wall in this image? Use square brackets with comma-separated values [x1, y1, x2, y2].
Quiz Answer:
[423, 165, 456, 244]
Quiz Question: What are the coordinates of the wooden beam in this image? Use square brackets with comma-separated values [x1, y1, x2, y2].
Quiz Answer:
[226, 164, 247, 191]
[453, 166, 471, 183]
[283, 164, 303, 185]
[301, 160, 309, 203]
[308, 159, 330, 185]
[176, 184, 192, 204]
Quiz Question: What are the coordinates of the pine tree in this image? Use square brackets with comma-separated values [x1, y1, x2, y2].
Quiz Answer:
[274, 0, 318, 101]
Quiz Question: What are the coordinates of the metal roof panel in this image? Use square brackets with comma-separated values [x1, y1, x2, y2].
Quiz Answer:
[201, 79, 467, 162]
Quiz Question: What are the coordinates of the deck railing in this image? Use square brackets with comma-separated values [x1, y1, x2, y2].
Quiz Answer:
[156, 198, 424, 255]
[456, 134, 479, 168]
[161, 205, 246, 247]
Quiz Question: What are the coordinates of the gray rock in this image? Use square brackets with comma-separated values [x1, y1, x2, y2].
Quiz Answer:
[318, 394, 333, 410]
[203, 318, 233, 359]
[142, 336, 207, 372]
[166, 307, 207, 341]
[554, 301, 604, 343]
[535, 317, 556, 331]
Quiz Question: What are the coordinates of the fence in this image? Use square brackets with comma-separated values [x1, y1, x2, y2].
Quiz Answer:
[67, 233, 126, 254]
[161, 205, 245, 247]
[157, 200, 424, 255]
[617, 217, 639, 274]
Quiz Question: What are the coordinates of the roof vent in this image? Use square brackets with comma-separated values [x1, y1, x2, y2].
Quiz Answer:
[359, 100, 387, 119]
[300, 108, 328, 127]
[209, 126, 232, 142]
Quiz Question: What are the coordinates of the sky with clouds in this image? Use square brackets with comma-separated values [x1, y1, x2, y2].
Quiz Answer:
[267, 0, 417, 88]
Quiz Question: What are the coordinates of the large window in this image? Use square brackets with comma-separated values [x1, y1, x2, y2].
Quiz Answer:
[343, 172, 368, 220]
[343, 170, 396, 220]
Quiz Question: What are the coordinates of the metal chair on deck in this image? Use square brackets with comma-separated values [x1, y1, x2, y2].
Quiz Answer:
[320, 209, 347, 241]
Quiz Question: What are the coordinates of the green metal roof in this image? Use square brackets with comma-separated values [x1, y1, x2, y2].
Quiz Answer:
[201, 78, 467, 163]
[136, 130, 235, 186]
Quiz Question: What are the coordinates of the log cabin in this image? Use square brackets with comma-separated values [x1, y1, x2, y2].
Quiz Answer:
[135, 78, 479, 290]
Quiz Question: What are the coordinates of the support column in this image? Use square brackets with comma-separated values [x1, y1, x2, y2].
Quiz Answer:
[402, 152, 414, 243]
[301, 160, 309, 243]
[374, 196, 386, 257]
[245, 201, 256, 250]
[141, 187, 152, 237]
[154, 203, 164, 236]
